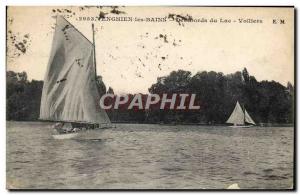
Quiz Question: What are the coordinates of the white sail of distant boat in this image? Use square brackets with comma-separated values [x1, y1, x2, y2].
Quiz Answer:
[244, 109, 255, 125]
[226, 101, 255, 127]
[39, 16, 111, 137]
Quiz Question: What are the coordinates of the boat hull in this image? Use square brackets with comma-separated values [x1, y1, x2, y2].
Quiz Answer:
[52, 126, 113, 140]
[52, 133, 79, 139]
[229, 125, 254, 128]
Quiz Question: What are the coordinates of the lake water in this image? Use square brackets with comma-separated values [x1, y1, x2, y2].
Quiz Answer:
[6, 121, 294, 189]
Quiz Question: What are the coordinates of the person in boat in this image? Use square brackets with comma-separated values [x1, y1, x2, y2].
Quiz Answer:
[53, 122, 63, 129]
[72, 128, 80, 133]
[54, 122, 78, 134]
[53, 122, 64, 133]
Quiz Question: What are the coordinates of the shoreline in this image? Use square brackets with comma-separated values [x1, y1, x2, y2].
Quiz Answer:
[6, 120, 294, 127]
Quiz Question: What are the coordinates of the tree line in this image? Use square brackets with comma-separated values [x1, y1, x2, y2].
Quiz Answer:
[6, 68, 294, 125]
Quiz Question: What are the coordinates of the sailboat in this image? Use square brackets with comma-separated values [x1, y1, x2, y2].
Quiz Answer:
[226, 101, 255, 128]
[39, 16, 111, 139]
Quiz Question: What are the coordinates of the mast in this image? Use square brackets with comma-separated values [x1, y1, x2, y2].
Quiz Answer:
[92, 23, 97, 79]
[243, 104, 246, 124]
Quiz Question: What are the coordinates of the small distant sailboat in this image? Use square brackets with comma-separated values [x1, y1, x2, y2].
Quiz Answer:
[226, 101, 255, 128]
[39, 16, 111, 139]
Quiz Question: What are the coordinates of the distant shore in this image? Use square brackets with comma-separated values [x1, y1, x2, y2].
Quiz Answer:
[6, 120, 294, 127]
[111, 121, 294, 127]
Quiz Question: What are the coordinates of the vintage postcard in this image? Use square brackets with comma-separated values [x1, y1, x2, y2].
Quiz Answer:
[6, 6, 294, 190]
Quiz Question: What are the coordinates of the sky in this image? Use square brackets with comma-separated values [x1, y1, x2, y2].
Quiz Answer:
[7, 6, 294, 94]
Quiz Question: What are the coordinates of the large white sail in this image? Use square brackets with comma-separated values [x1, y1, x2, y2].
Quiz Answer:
[226, 101, 245, 125]
[245, 109, 256, 125]
[39, 16, 110, 125]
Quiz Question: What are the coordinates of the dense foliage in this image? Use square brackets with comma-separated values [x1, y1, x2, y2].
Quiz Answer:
[145, 69, 294, 124]
[7, 69, 294, 124]
[7, 71, 43, 121]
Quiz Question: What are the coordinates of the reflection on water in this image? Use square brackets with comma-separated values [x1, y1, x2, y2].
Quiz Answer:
[7, 122, 294, 189]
